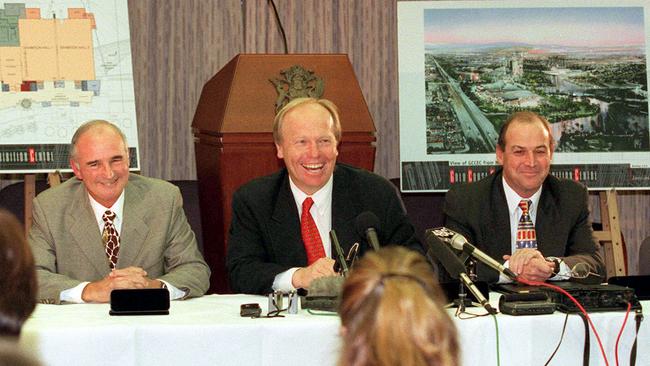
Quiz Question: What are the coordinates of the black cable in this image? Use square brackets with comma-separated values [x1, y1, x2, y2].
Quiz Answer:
[267, 0, 288, 54]
[577, 312, 590, 366]
[544, 312, 570, 366]
[630, 309, 643, 366]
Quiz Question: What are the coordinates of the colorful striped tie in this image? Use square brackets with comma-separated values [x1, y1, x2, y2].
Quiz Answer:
[301, 197, 326, 265]
[516, 200, 537, 249]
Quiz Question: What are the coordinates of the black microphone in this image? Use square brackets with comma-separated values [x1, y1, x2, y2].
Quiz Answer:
[430, 227, 518, 281]
[355, 211, 380, 251]
[330, 230, 349, 276]
[425, 231, 496, 314]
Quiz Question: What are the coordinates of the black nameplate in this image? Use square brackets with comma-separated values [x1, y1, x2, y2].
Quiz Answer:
[109, 288, 170, 316]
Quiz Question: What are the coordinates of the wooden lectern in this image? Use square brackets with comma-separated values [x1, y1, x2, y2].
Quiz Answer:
[192, 54, 376, 293]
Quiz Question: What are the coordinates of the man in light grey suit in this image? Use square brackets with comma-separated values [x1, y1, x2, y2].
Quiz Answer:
[29, 120, 210, 304]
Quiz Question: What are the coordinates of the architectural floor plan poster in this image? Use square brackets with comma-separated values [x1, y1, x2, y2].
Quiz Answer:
[398, 0, 650, 191]
[0, 0, 139, 173]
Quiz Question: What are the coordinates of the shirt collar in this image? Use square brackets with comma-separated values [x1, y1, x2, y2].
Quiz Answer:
[88, 190, 126, 226]
[501, 177, 542, 215]
[289, 174, 334, 216]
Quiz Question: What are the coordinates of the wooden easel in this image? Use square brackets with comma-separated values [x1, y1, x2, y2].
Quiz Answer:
[22, 172, 61, 236]
[592, 189, 626, 279]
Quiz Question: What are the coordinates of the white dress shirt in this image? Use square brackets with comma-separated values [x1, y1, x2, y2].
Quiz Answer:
[272, 175, 334, 292]
[60, 190, 184, 302]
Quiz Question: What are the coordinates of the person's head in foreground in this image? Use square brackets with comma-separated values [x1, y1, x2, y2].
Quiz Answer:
[0, 209, 37, 337]
[338, 246, 459, 366]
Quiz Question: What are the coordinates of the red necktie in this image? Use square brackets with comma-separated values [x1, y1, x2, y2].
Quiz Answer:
[102, 210, 120, 269]
[301, 197, 325, 265]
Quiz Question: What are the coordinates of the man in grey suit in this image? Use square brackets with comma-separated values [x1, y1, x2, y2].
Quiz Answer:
[444, 111, 605, 283]
[29, 120, 210, 304]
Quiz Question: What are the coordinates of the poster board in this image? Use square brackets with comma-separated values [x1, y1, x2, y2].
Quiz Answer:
[398, 0, 650, 191]
[0, 0, 139, 173]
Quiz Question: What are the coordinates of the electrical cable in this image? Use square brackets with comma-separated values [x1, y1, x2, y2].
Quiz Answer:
[614, 302, 632, 366]
[267, 0, 288, 54]
[491, 313, 501, 366]
[517, 277, 609, 366]
[544, 312, 570, 366]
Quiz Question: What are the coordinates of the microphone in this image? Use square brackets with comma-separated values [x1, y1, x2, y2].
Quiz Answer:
[355, 211, 381, 251]
[430, 227, 518, 281]
[425, 231, 496, 314]
[330, 230, 349, 276]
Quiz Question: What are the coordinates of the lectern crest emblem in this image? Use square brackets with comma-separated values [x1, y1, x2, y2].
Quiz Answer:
[270, 65, 324, 112]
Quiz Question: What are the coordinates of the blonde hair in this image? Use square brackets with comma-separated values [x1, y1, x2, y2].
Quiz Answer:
[272, 97, 342, 143]
[338, 246, 459, 366]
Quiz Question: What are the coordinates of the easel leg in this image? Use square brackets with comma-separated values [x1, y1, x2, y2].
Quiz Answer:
[24, 174, 35, 236]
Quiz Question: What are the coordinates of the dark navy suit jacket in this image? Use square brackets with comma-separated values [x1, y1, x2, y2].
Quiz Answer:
[227, 163, 422, 294]
[443, 169, 605, 283]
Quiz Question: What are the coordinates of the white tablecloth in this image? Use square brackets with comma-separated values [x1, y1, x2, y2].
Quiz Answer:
[21, 295, 341, 366]
[20, 294, 649, 366]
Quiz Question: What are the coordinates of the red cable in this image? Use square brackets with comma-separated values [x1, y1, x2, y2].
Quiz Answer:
[614, 302, 632, 366]
[516, 277, 609, 366]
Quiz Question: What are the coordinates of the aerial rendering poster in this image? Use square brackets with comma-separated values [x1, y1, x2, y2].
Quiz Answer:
[398, 1, 650, 191]
[0, 0, 139, 173]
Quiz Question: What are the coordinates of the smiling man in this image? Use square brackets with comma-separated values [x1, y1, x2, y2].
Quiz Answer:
[29, 120, 210, 304]
[226, 98, 422, 294]
[443, 111, 604, 283]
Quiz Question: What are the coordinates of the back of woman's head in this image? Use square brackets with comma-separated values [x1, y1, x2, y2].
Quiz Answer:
[0, 209, 37, 337]
[338, 246, 459, 366]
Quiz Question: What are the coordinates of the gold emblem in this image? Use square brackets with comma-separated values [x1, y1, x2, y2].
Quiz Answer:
[270, 65, 324, 112]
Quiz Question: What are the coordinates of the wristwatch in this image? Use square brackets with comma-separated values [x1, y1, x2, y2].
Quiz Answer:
[546, 257, 562, 277]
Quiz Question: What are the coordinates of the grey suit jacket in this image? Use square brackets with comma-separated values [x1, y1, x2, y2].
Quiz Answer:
[29, 174, 210, 303]
[443, 169, 605, 283]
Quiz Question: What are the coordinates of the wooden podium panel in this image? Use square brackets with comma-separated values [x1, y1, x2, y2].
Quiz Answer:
[192, 54, 376, 293]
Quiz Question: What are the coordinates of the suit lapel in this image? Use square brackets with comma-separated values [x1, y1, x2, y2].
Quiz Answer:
[535, 180, 559, 253]
[67, 185, 109, 275]
[331, 167, 358, 254]
[118, 182, 149, 266]
[269, 175, 306, 265]
[486, 174, 512, 258]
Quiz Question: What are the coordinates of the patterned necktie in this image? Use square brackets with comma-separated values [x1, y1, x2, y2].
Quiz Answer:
[102, 210, 120, 269]
[301, 197, 325, 265]
[516, 200, 537, 249]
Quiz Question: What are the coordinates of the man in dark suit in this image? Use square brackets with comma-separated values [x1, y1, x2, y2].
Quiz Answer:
[227, 98, 421, 294]
[444, 111, 605, 283]
[29, 120, 210, 303]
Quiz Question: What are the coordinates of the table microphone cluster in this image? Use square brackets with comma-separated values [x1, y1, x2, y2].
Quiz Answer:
[302, 211, 381, 312]
[428, 227, 643, 315]
[425, 228, 497, 314]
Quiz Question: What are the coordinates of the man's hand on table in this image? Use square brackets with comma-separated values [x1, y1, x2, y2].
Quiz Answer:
[503, 249, 554, 282]
[81, 266, 163, 303]
[291, 258, 336, 289]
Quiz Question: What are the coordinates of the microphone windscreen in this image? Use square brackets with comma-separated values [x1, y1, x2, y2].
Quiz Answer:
[355, 211, 381, 236]
[425, 230, 465, 279]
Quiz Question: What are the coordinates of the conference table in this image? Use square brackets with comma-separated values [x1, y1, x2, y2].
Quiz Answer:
[20, 294, 649, 366]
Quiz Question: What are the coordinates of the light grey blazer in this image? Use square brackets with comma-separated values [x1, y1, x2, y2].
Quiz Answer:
[29, 174, 210, 303]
